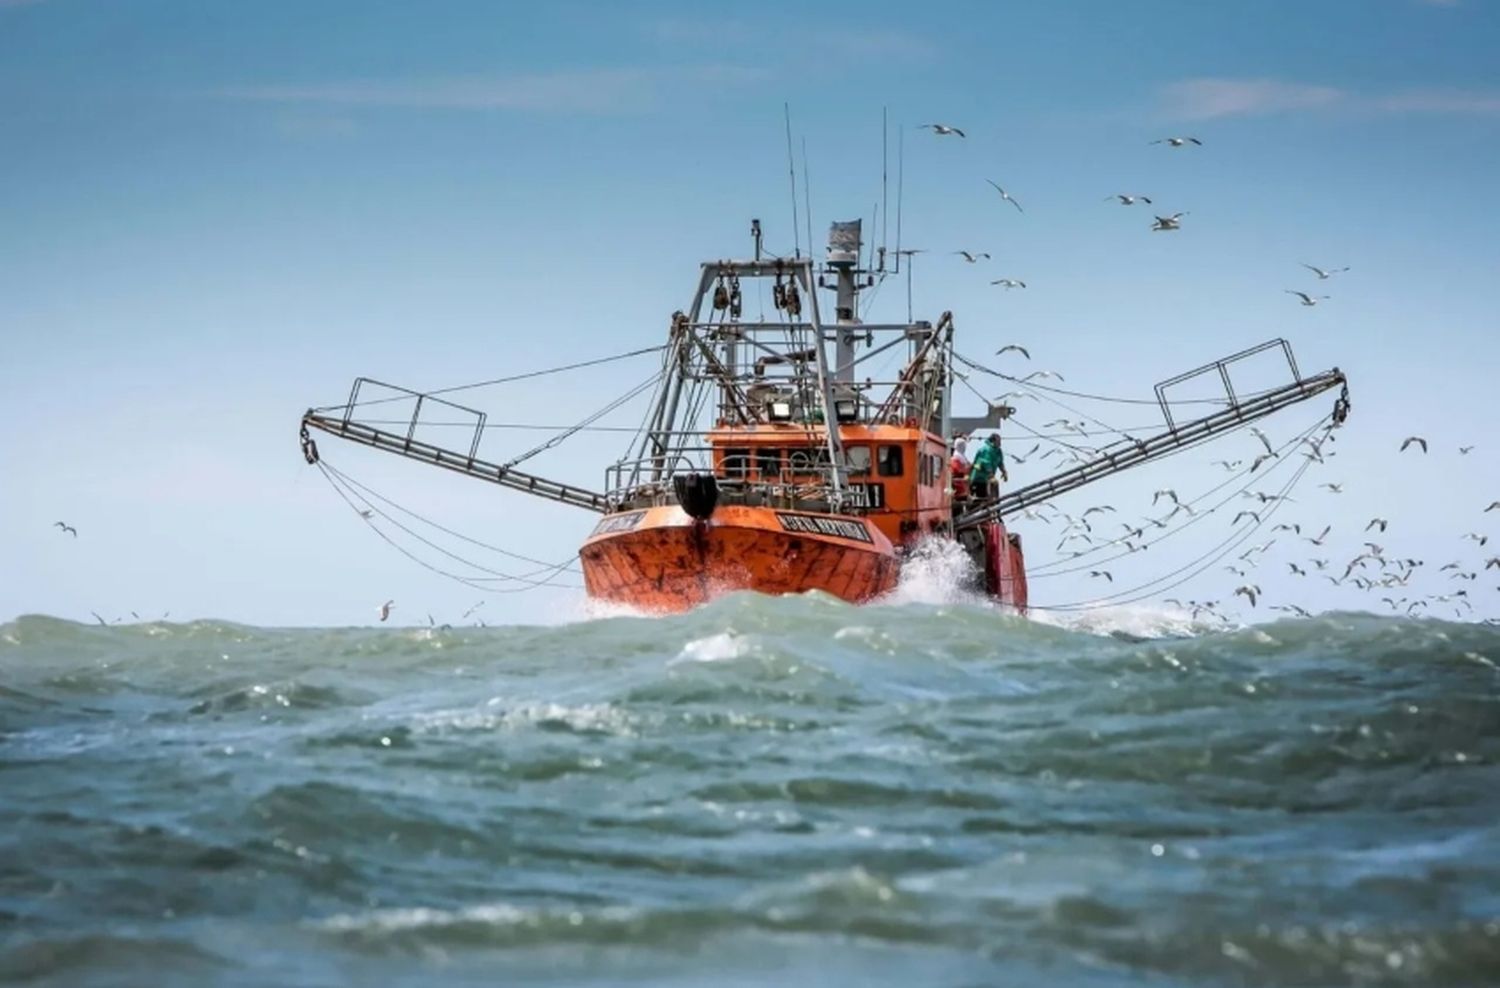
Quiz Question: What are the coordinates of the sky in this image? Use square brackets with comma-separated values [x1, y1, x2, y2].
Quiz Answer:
[3, 0, 1498, 627]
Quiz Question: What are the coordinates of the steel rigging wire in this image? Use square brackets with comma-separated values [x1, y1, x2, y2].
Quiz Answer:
[1027, 415, 1332, 577]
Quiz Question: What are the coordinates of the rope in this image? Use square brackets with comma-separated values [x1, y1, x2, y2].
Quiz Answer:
[1027, 415, 1330, 577]
[316, 461, 582, 591]
[1027, 439, 1317, 611]
[316, 344, 669, 412]
[322, 461, 581, 573]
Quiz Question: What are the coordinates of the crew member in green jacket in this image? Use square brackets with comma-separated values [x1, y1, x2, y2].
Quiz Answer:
[967, 432, 1009, 499]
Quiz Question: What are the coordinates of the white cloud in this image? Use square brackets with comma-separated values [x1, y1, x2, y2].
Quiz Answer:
[1159, 76, 1500, 120]
[216, 65, 764, 114]
[1375, 88, 1500, 114]
[1159, 78, 1346, 120]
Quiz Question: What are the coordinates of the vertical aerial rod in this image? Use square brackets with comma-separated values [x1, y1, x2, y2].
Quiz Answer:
[785, 104, 800, 259]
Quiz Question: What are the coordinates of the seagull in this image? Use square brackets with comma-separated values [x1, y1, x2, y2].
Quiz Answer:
[1285, 290, 1330, 306]
[1249, 453, 1274, 473]
[1153, 489, 1179, 506]
[1272, 603, 1312, 618]
[1151, 137, 1202, 147]
[1487, 502, 1500, 513]
[1366, 518, 1388, 533]
[1106, 194, 1152, 205]
[1020, 370, 1065, 383]
[90, 611, 107, 626]
[1088, 570, 1114, 582]
[1233, 510, 1262, 526]
[1463, 532, 1490, 546]
[1485, 558, 1500, 570]
[1400, 436, 1428, 454]
[1459, 445, 1474, 455]
[1318, 483, 1344, 493]
[995, 344, 1031, 359]
[1302, 524, 1338, 548]
[1288, 563, 1307, 576]
[990, 278, 1027, 289]
[921, 123, 966, 138]
[1213, 459, 1242, 472]
[461, 600, 486, 619]
[1248, 427, 1274, 456]
[1301, 263, 1349, 280]
[378, 599, 395, 622]
[1234, 585, 1260, 607]
[954, 250, 990, 263]
[1151, 212, 1188, 231]
[358, 509, 374, 520]
[53, 521, 77, 537]
[986, 180, 1023, 212]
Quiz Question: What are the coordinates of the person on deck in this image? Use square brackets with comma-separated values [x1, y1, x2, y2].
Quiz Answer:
[967, 432, 1009, 499]
[950, 436, 971, 499]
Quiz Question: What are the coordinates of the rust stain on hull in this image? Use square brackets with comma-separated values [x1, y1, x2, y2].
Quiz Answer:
[580, 506, 900, 613]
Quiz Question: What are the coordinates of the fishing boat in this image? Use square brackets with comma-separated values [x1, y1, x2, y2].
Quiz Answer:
[299, 219, 1349, 614]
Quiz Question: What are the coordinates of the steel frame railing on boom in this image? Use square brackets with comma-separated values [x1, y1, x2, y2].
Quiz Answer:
[300, 377, 608, 514]
[955, 340, 1348, 530]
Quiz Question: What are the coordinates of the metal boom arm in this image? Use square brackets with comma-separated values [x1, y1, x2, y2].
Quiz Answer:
[299, 377, 608, 512]
[955, 366, 1347, 529]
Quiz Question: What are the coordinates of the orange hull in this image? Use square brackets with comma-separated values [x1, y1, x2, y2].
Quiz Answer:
[580, 505, 900, 613]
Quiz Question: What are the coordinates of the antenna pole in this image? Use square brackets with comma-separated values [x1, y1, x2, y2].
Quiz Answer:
[784, 104, 800, 259]
[801, 137, 813, 266]
[894, 122, 905, 274]
[881, 107, 889, 272]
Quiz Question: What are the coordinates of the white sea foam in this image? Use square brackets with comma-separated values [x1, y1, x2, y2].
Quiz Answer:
[881, 538, 985, 608]
[673, 631, 751, 663]
[1030, 602, 1226, 639]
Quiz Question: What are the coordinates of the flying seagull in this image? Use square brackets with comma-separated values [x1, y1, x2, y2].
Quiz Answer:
[1153, 489, 1179, 506]
[1020, 370, 1065, 383]
[1249, 427, 1274, 456]
[1301, 263, 1349, 280]
[53, 521, 77, 537]
[1486, 501, 1500, 513]
[1319, 483, 1344, 493]
[1459, 445, 1474, 455]
[954, 250, 991, 263]
[1234, 585, 1260, 607]
[1106, 194, 1152, 205]
[1151, 137, 1203, 147]
[1366, 518, 1388, 533]
[990, 278, 1027, 289]
[378, 599, 395, 622]
[358, 509, 373, 520]
[1088, 570, 1114, 582]
[1151, 212, 1188, 232]
[1400, 436, 1428, 454]
[921, 123, 966, 137]
[1288, 563, 1307, 576]
[986, 180, 1023, 212]
[1285, 290, 1329, 306]
[995, 344, 1031, 359]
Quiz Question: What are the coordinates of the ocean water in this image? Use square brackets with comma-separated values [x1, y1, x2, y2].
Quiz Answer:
[3, 595, 1499, 987]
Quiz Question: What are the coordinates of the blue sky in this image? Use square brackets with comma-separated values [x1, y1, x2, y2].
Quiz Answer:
[3, 0, 1498, 626]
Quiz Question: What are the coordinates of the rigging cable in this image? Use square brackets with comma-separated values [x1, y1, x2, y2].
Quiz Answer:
[321, 460, 582, 574]
[1027, 441, 1318, 611]
[1027, 415, 1332, 578]
[315, 461, 582, 592]
[317, 344, 669, 413]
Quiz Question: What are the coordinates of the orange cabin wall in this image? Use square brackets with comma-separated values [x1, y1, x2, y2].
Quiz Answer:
[707, 425, 950, 548]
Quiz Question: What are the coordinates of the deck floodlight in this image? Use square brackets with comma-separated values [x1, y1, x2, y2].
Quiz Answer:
[834, 398, 859, 422]
[768, 400, 794, 422]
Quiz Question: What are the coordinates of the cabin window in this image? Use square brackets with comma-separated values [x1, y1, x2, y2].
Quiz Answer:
[722, 448, 750, 478]
[877, 444, 904, 477]
[756, 447, 783, 480]
[844, 445, 872, 477]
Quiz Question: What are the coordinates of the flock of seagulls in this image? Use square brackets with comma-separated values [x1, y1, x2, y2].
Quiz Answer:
[916, 121, 1500, 622]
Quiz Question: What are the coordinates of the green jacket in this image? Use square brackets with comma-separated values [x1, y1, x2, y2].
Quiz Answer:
[969, 442, 1005, 482]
